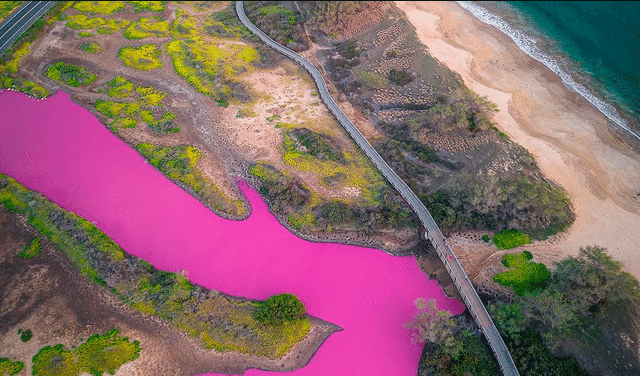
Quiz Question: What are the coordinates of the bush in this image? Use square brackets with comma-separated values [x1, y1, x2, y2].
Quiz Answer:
[44, 61, 96, 87]
[73, 1, 126, 15]
[107, 77, 134, 98]
[493, 229, 530, 250]
[388, 68, 413, 86]
[482, 234, 490, 243]
[255, 293, 306, 325]
[65, 14, 105, 30]
[124, 17, 169, 39]
[19, 237, 41, 259]
[118, 44, 162, 70]
[493, 251, 551, 294]
[0, 357, 24, 376]
[96, 19, 130, 34]
[32, 329, 139, 376]
[80, 42, 103, 53]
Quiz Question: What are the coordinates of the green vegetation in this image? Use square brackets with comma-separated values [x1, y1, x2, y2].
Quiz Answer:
[356, 70, 387, 89]
[494, 251, 550, 294]
[135, 85, 165, 106]
[94, 77, 179, 133]
[255, 293, 306, 325]
[129, 1, 165, 12]
[489, 246, 640, 374]
[80, 42, 103, 53]
[107, 76, 134, 98]
[407, 298, 499, 376]
[124, 17, 170, 39]
[165, 30, 257, 105]
[31, 329, 139, 376]
[77, 30, 93, 37]
[44, 61, 96, 87]
[481, 234, 490, 243]
[250, 160, 416, 235]
[388, 68, 413, 86]
[96, 19, 130, 34]
[493, 229, 531, 250]
[0, 357, 24, 376]
[0, 1, 21, 22]
[136, 143, 243, 216]
[19, 237, 41, 258]
[0, 2, 73, 98]
[0, 174, 305, 358]
[405, 298, 457, 351]
[418, 330, 498, 376]
[72, 1, 126, 15]
[243, 2, 305, 49]
[65, 14, 105, 29]
[118, 44, 163, 70]
[258, 5, 297, 25]
[94, 99, 177, 133]
[287, 128, 345, 163]
[18, 328, 33, 342]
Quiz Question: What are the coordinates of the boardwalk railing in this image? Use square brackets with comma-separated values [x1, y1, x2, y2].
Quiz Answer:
[236, 2, 519, 375]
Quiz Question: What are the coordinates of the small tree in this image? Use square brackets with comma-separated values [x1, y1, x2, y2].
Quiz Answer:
[405, 298, 459, 355]
[255, 293, 306, 325]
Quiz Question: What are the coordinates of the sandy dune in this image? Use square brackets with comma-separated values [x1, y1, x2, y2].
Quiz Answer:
[396, 1, 640, 276]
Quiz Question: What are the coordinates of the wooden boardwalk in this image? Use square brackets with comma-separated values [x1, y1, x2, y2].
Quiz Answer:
[236, 2, 519, 375]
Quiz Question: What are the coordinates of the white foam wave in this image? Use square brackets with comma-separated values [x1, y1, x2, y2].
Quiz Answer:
[456, 1, 640, 140]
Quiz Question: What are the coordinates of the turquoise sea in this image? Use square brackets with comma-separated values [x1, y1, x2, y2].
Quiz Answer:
[460, 1, 640, 140]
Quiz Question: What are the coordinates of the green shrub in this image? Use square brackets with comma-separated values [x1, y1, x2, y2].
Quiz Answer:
[80, 42, 103, 53]
[75, 329, 140, 375]
[493, 229, 531, 250]
[77, 31, 93, 37]
[419, 329, 499, 376]
[18, 328, 33, 342]
[0, 2, 21, 22]
[388, 68, 413, 86]
[481, 234, 490, 243]
[0, 357, 24, 376]
[124, 17, 169, 39]
[255, 293, 306, 325]
[32, 329, 139, 376]
[44, 61, 96, 87]
[107, 76, 134, 98]
[65, 14, 105, 29]
[19, 237, 41, 258]
[258, 5, 297, 25]
[135, 85, 165, 106]
[129, 1, 165, 12]
[96, 19, 130, 34]
[73, 1, 126, 15]
[118, 44, 163, 70]
[493, 251, 551, 294]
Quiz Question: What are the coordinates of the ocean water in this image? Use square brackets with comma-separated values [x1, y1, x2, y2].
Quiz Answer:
[459, 1, 640, 140]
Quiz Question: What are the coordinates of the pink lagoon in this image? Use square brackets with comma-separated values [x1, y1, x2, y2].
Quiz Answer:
[0, 90, 465, 375]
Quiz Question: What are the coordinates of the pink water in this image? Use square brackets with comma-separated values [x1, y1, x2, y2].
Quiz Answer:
[0, 90, 464, 375]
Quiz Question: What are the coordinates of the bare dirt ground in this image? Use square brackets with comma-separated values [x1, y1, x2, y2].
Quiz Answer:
[0, 208, 339, 375]
[397, 1, 640, 281]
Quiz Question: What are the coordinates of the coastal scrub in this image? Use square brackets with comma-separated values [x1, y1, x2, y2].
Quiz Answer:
[118, 44, 163, 70]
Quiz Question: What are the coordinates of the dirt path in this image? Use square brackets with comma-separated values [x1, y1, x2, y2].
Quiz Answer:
[396, 1, 640, 278]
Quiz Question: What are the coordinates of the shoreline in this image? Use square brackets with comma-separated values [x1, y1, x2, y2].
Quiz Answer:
[396, 1, 640, 277]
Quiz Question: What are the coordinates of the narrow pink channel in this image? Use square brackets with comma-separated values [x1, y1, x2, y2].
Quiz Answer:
[0, 90, 464, 375]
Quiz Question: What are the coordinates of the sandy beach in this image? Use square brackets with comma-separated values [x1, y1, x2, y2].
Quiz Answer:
[396, 1, 640, 277]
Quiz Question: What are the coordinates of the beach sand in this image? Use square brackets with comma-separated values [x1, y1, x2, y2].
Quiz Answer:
[396, 1, 640, 277]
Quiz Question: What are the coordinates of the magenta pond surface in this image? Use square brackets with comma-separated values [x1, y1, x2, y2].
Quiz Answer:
[0, 90, 465, 375]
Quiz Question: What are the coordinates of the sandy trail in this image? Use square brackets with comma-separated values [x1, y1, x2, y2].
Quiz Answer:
[396, 1, 640, 276]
